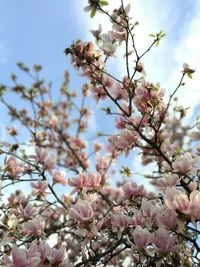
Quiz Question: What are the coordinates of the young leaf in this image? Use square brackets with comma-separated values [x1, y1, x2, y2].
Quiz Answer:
[100, 1, 109, 6]
[156, 40, 160, 46]
[187, 72, 193, 79]
[0, 85, 7, 97]
[90, 7, 97, 18]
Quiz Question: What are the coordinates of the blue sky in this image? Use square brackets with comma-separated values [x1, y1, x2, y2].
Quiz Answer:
[0, 0, 200, 189]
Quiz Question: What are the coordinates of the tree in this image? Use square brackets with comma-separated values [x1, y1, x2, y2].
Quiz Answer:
[0, 1, 199, 266]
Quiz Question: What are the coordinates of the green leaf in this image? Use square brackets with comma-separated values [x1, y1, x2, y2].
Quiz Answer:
[0, 85, 7, 97]
[160, 32, 166, 37]
[100, 1, 109, 6]
[90, 7, 97, 18]
[149, 33, 155, 37]
[97, 131, 104, 136]
[196, 115, 200, 124]
[187, 72, 193, 79]
[75, 39, 81, 44]
[156, 40, 160, 46]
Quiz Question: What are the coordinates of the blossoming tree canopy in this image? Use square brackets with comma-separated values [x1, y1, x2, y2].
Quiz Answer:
[0, 0, 200, 266]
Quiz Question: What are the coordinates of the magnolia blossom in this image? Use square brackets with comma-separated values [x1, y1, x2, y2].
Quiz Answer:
[68, 172, 102, 194]
[4, 157, 24, 177]
[134, 80, 165, 114]
[164, 188, 200, 221]
[111, 213, 130, 238]
[153, 228, 176, 253]
[0, 241, 71, 267]
[189, 190, 200, 221]
[53, 171, 67, 185]
[172, 152, 197, 174]
[123, 181, 146, 199]
[157, 174, 180, 188]
[132, 226, 151, 250]
[69, 200, 94, 223]
[30, 181, 49, 197]
[21, 220, 45, 236]
[14, 204, 36, 219]
[157, 208, 177, 229]
[108, 130, 139, 155]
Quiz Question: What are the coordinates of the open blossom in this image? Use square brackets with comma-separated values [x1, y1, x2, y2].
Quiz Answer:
[91, 84, 107, 103]
[132, 226, 151, 250]
[164, 188, 200, 221]
[0, 241, 71, 267]
[123, 181, 146, 199]
[53, 171, 67, 185]
[108, 130, 139, 155]
[69, 200, 94, 223]
[111, 213, 130, 238]
[157, 208, 177, 229]
[68, 172, 102, 194]
[10, 245, 40, 267]
[134, 80, 165, 113]
[31, 180, 49, 197]
[109, 83, 128, 100]
[189, 190, 200, 221]
[164, 187, 191, 214]
[95, 156, 108, 172]
[157, 174, 180, 188]
[14, 204, 36, 220]
[35, 149, 56, 172]
[47, 115, 58, 127]
[141, 199, 156, 218]
[21, 220, 45, 236]
[4, 157, 24, 177]
[172, 152, 197, 174]
[153, 228, 176, 253]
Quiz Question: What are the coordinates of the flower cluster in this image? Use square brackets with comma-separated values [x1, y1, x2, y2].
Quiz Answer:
[0, 1, 199, 267]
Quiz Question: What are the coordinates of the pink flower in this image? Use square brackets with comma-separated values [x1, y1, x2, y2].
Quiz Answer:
[164, 188, 200, 222]
[189, 125, 200, 141]
[108, 130, 139, 155]
[4, 157, 24, 177]
[110, 83, 128, 100]
[141, 199, 156, 218]
[47, 246, 66, 265]
[132, 226, 151, 249]
[123, 181, 145, 199]
[11, 245, 40, 267]
[153, 228, 176, 253]
[90, 24, 102, 40]
[91, 84, 107, 103]
[157, 208, 177, 229]
[156, 174, 180, 188]
[189, 190, 200, 221]
[134, 80, 165, 113]
[171, 191, 191, 214]
[111, 213, 129, 238]
[22, 220, 45, 236]
[47, 115, 58, 127]
[130, 212, 145, 227]
[31, 180, 48, 197]
[53, 171, 67, 186]
[69, 200, 94, 223]
[14, 204, 36, 219]
[172, 152, 197, 174]
[86, 172, 102, 188]
[68, 172, 102, 194]
[95, 156, 108, 173]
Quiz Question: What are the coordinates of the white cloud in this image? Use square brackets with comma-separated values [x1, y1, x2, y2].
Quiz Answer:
[172, 0, 200, 108]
